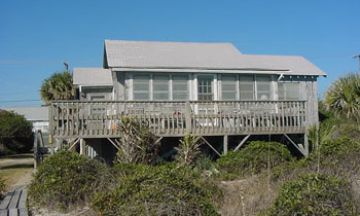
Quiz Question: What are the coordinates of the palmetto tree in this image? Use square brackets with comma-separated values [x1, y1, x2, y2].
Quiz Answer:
[324, 73, 360, 124]
[40, 71, 75, 104]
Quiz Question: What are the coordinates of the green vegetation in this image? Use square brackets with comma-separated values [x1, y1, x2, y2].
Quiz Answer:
[267, 174, 356, 216]
[40, 71, 75, 103]
[0, 176, 5, 199]
[92, 163, 222, 216]
[175, 134, 202, 167]
[28, 74, 360, 215]
[28, 151, 112, 212]
[217, 141, 293, 180]
[324, 73, 360, 124]
[0, 110, 33, 155]
[115, 117, 160, 164]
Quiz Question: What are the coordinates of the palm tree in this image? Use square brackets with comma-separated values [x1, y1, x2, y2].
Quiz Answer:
[324, 73, 360, 124]
[40, 71, 75, 104]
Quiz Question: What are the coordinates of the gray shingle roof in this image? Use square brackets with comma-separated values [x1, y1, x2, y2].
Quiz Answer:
[73, 68, 113, 86]
[104, 40, 326, 76]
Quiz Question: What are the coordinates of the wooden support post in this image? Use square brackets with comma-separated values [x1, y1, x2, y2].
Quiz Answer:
[283, 134, 307, 157]
[234, 134, 251, 151]
[304, 132, 309, 157]
[185, 101, 192, 133]
[200, 137, 221, 157]
[79, 138, 86, 155]
[223, 135, 228, 155]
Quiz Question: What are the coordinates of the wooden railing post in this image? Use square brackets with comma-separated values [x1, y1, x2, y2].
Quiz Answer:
[185, 101, 192, 133]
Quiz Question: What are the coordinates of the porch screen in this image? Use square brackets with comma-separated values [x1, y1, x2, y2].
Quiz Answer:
[256, 76, 272, 100]
[172, 75, 188, 100]
[278, 82, 300, 100]
[153, 75, 170, 100]
[221, 74, 237, 100]
[239, 75, 255, 100]
[133, 74, 150, 100]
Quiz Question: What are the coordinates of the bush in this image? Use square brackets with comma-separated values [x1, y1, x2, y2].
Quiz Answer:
[217, 141, 293, 180]
[115, 117, 160, 164]
[0, 110, 33, 155]
[175, 134, 202, 167]
[0, 176, 5, 199]
[267, 174, 358, 216]
[28, 151, 111, 212]
[92, 163, 222, 216]
[317, 137, 360, 157]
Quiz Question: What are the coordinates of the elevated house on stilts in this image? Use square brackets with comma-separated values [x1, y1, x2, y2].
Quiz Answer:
[48, 40, 326, 161]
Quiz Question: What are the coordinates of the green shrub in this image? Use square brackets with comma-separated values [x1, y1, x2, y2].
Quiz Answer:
[315, 137, 360, 158]
[267, 174, 358, 216]
[28, 151, 111, 212]
[115, 117, 160, 164]
[0, 110, 33, 155]
[175, 134, 202, 167]
[217, 141, 293, 180]
[0, 176, 5, 199]
[92, 163, 222, 216]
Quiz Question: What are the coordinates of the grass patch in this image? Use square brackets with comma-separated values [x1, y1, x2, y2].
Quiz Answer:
[0, 168, 32, 189]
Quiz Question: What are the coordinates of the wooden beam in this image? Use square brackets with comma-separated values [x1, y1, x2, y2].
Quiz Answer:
[68, 138, 80, 151]
[107, 138, 121, 151]
[200, 136, 221, 157]
[234, 134, 251, 151]
[153, 137, 164, 146]
[283, 134, 307, 156]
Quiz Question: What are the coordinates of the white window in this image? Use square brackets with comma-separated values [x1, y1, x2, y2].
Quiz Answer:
[256, 75, 272, 100]
[172, 75, 188, 100]
[133, 74, 150, 100]
[153, 74, 169, 100]
[221, 74, 237, 100]
[239, 75, 255, 100]
[278, 82, 300, 100]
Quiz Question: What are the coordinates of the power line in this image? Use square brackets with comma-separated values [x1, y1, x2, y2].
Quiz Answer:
[0, 99, 41, 103]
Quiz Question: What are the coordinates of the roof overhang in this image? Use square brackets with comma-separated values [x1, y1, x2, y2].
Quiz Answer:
[111, 67, 323, 77]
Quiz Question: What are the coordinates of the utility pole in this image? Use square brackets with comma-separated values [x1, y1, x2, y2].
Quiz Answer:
[353, 54, 360, 73]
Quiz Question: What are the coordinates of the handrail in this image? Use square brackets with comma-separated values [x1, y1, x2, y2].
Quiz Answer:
[49, 100, 307, 138]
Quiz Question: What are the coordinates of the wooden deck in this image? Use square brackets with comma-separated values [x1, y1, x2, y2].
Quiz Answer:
[0, 186, 28, 216]
[49, 100, 307, 139]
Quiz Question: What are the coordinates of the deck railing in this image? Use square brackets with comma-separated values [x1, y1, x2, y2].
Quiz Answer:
[49, 100, 307, 138]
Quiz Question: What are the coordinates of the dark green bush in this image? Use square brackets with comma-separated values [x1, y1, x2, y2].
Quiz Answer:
[28, 151, 111, 212]
[267, 174, 358, 216]
[0, 110, 33, 155]
[92, 163, 222, 216]
[217, 141, 293, 180]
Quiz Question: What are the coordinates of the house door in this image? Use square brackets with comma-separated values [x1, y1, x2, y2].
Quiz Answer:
[197, 75, 214, 101]
[196, 75, 217, 126]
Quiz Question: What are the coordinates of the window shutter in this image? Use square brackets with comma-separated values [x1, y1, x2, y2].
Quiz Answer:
[172, 75, 188, 100]
[153, 75, 169, 100]
[256, 76, 271, 100]
[133, 74, 150, 100]
[239, 75, 255, 100]
[221, 74, 237, 100]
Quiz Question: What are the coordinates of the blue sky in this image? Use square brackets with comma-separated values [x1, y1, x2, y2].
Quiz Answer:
[0, 0, 359, 107]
